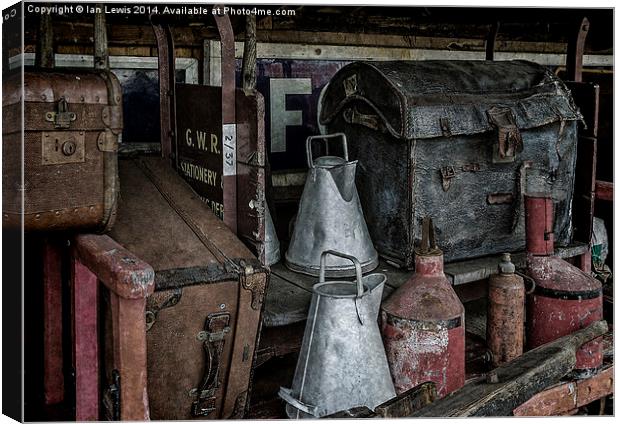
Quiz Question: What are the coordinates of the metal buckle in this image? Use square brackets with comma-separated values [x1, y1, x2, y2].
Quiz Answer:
[45, 97, 77, 129]
[440, 166, 456, 192]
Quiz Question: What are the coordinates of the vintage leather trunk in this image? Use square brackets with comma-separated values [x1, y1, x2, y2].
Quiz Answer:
[2, 70, 121, 232]
[105, 156, 267, 420]
[319, 60, 582, 266]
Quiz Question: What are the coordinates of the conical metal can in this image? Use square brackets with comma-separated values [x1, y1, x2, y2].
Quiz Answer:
[264, 205, 281, 266]
[279, 250, 395, 418]
[285, 133, 378, 277]
[381, 217, 465, 398]
[525, 193, 603, 378]
[487, 253, 525, 367]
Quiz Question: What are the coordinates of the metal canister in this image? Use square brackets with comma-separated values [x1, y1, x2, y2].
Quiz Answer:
[380, 217, 465, 398]
[525, 194, 603, 378]
[279, 250, 395, 418]
[487, 253, 524, 367]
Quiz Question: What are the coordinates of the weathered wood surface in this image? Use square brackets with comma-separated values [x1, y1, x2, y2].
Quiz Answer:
[595, 180, 613, 202]
[412, 321, 608, 417]
[512, 365, 614, 416]
[325, 382, 437, 418]
[262, 274, 311, 327]
[255, 321, 306, 368]
[374, 382, 437, 418]
[464, 298, 487, 340]
[264, 244, 588, 328]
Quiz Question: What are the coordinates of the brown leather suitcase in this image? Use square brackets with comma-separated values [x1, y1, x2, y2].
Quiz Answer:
[105, 156, 267, 420]
[2, 69, 122, 232]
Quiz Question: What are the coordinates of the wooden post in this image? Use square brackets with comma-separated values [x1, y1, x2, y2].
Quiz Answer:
[109, 295, 150, 420]
[566, 17, 590, 82]
[42, 239, 64, 405]
[71, 259, 100, 420]
[93, 5, 109, 70]
[485, 21, 499, 61]
[73, 234, 154, 420]
[579, 250, 592, 274]
[242, 14, 257, 93]
[35, 13, 54, 69]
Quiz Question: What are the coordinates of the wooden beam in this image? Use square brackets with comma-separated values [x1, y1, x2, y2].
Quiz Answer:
[595, 180, 613, 202]
[26, 21, 606, 55]
[513, 366, 614, 416]
[412, 321, 609, 417]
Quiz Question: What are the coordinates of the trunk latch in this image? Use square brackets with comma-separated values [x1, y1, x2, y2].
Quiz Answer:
[487, 106, 523, 163]
[45, 97, 77, 129]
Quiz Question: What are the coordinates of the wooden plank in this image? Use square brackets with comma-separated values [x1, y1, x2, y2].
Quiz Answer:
[72, 259, 100, 421]
[444, 243, 589, 286]
[375, 382, 437, 418]
[263, 274, 312, 327]
[412, 321, 608, 417]
[464, 298, 487, 340]
[326, 382, 437, 418]
[255, 321, 306, 367]
[513, 366, 614, 416]
[42, 239, 64, 405]
[595, 180, 613, 202]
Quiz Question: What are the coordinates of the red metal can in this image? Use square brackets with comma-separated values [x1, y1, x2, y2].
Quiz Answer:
[487, 253, 525, 367]
[525, 194, 603, 377]
[381, 218, 465, 398]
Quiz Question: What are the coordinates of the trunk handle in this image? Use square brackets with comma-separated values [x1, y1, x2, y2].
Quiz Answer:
[319, 250, 363, 298]
[306, 133, 349, 168]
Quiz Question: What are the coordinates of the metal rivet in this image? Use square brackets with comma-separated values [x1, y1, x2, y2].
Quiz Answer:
[35, 214, 41, 219]
[220, 303, 226, 310]
[41, 94, 46, 100]
[54, 211, 60, 216]
[80, 96, 85, 102]
[73, 208, 79, 213]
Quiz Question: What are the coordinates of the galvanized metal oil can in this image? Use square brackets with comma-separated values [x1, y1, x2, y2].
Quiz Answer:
[285, 133, 378, 277]
[279, 250, 395, 418]
[380, 217, 465, 398]
[525, 194, 603, 378]
[487, 253, 525, 367]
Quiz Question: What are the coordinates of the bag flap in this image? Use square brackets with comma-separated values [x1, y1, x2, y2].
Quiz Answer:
[319, 60, 582, 140]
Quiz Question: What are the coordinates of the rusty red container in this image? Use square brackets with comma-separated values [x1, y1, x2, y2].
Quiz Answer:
[380, 218, 465, 398]
[525, 194, 603, 377]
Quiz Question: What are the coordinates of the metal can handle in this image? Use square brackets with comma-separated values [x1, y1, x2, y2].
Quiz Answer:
[306, 133, 349, 168]
[319, 250, 363, 298]
[278, 387, 319, 417]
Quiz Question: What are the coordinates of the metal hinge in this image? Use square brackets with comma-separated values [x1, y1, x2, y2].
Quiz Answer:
[45, 97, 77, 129]
[97, 129, 119, 152]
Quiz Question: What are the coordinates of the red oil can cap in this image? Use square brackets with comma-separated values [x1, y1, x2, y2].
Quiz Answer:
[498, 253, 516, 274]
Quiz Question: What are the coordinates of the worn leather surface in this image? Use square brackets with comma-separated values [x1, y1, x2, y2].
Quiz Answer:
[107, 157, 267, 419]
[321, 60, 579, 266]
[320, 60, 581, 140]
[2, 70, 121, 232]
